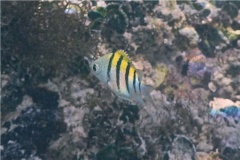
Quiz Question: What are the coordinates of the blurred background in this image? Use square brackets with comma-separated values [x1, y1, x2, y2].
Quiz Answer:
[1, 0, 240, 160]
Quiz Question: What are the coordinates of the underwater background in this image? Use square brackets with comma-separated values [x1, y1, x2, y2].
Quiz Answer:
[1, 0, 240, 160]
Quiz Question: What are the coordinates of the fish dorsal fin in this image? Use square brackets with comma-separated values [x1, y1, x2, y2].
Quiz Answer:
[115, 50, 130, 61]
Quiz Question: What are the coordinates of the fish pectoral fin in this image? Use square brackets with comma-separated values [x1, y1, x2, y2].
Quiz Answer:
[107, 80, 112, 88]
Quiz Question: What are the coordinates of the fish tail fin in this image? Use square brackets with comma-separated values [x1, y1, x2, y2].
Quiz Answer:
[142, 84, 154, 94]
[142, 84, 157, 108]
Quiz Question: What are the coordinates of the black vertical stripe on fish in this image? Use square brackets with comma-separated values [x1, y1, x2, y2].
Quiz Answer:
[139, 81, 141, 94]
[107, 53, 115, 82]
[133, 70, 137, 93]
[116, 55, 124, 90]
[125, 62, 131, 93]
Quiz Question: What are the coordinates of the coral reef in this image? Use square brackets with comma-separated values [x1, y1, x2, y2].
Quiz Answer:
[1, 88, 66, 159]
[1, 0, 240, 160]
[1, 0, 96, 81]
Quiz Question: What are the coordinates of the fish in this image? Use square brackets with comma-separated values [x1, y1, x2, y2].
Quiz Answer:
[209, 98, 240, 124]
[210, 103, 240, 124]
[210, 105, 240, 118]
[90, 50, 155, 108]
[185, 62, 207, 77]
[210, 98, 239, 114]
[180, 50, 208, 78]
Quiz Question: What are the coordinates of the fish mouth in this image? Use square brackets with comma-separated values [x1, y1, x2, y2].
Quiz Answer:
[84, 56, 94, 70]
[84, 56, 93, 65]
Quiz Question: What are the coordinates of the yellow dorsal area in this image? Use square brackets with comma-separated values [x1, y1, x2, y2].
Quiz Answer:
[115, 50, 130, 62]
[110, 50, 138, 76]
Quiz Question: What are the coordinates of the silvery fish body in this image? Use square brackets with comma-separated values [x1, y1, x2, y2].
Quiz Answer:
[90, 50, 154, 107]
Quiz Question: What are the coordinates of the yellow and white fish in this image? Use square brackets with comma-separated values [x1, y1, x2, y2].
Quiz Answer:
[90, 50, 155, 108]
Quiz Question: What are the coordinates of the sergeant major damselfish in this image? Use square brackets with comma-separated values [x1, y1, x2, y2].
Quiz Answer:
[90, 50, 156, 108]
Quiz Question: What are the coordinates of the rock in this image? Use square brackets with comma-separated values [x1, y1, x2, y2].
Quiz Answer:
[63, 105, 89, 138]
[213, 71, 224, 81]
[208, 82, 217, 92]
[213, 126, 240, 160]
[196, 151, 220, 160]
[179, 26, 200, 46]
[222, 77, 232, 86]
[64, 8, 78, 15]
[70, 84, 94, 105]
[193, 116, 204, 126]
[1, 74, 10, 88]
[2, 80, 24, 115]
[237, 40, 240, 48]
[168, 135, 196, 160]
[2, 95, 33, 124]
[225, 85, 234, 94]
[1, 87, 66, 159]
[196, 152, 210, 160]
[95, 144, 119, 160]
[196, 141, 213, 152]
[209, 97, 240, 111]
[97, 0, 106, 8]
[59, 99, 70, 108]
